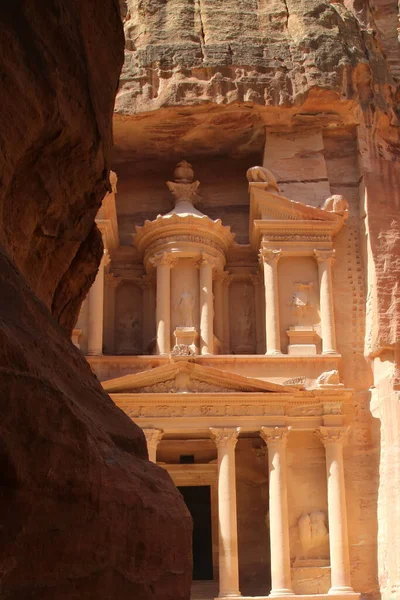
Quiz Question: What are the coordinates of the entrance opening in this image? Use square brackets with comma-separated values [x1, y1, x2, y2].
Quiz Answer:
[179, 485, 213, 580]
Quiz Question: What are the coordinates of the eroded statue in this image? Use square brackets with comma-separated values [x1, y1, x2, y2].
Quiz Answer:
[246, 166, 279, 193]
[298, 511, 329, 559]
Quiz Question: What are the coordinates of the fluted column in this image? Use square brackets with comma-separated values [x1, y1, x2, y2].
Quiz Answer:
[142, 428, 164, 463]
[250, 273, 264, 354]
[214, 270, 225, 350]
[210, 427, 241, 598]
[314, 250, 337, 355]
[223, 273, 231, 354]
[87, 250, 109, 355]
[260, 426, 293, 596]
[200, 254, 215, 355]
[151, 252, 176, 355]
[260, 248, 282, 355]
[316, 427, 353, 594]
[103, 273, 121, 354]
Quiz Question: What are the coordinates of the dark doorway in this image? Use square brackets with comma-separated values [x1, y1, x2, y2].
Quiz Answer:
[179, 485, 213, 580]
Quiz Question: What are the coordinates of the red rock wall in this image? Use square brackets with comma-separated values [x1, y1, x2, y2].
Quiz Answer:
[0, 2, 192, 598]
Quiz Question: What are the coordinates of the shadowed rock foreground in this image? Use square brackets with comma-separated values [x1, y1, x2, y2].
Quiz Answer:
[0, 2, 191, 598]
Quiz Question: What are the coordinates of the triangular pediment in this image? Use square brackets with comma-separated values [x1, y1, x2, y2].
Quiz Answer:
[102, 361, 293, 394]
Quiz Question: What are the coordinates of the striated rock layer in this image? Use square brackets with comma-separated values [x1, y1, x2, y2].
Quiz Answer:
[0, 2, 191, 598]
[115, 1, 400, 598]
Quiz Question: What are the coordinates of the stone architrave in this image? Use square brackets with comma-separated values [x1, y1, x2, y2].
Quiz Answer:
[315, 427, 354, 594]
[209, 427, 241, 598]
[151, 252, 176, 355]
[200, 254, 216, 355]
[314, 250, 337, 355]
[142, 428, 164, 463]
[259, 248, 282, 355]
[87, 250, 110, 356]
[260, 426, 294, 596]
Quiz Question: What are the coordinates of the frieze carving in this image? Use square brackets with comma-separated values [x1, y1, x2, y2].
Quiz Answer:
[286, 405, 323, 417]
[264, 234, 330, 242]
[146, 235, 225, 257]
[315, 426, 348, 445]
[209, 427, 241, 448]
[260, 426, 291, 445]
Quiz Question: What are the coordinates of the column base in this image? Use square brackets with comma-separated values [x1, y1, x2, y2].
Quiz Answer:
[321, 349, 338, 355]
[328, 587, 355, 595]
[86, 350, 103, 356]
[269, 589, 295, 597]
[265, 351, 283, 356]
[217, 594, 241, 599]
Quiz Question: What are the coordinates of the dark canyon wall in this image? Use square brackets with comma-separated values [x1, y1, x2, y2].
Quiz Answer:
[0, 2, 191, 598]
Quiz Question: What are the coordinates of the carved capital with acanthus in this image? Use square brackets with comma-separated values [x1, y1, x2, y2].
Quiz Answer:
[149, 252, 177, 269]
[250, 272, 263, 287]
[201, 252, 219, 269]
[259, 248, 282, 265]
[102, 248, 111, 268]
[313, 249, 335, 264]
[315, 426, 348, 446]
[104, 273, 122, 289]
[260, 426, 291, 446]
[209, 427, 241, 449]
[139, 273, 156, 289]
[142, 428, 164, 450]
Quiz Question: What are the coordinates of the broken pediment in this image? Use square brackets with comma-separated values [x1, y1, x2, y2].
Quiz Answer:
[102, 361, 293, 394]
[248, 182, 348, 250]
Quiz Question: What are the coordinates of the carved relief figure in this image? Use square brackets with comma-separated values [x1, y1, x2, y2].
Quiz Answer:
[175, 286, 195, 327]
[116, 310, 141, 354]
[297, 511, 329, 559]
[291, 282, 313, 321]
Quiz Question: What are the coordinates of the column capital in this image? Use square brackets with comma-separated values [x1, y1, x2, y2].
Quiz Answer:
[314, 249, 335, 264]
[104, 273, 122, 289]
[201, 252, 218, 269]
[142, 428, 164, 448]
[259, 248, 282, 264]
[150, 252, 177, 269]
[102, 248, 111, 268]
[139, 273, 156, 288]
[315, 426, 348, 446]
[260, 426, 291, 445]
[250, 272, 263, 286]
[209, 427, 241, 448]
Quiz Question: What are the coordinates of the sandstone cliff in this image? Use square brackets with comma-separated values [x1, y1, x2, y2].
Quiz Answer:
[115, 1, 400, 598]
[0, 3, 191, 598]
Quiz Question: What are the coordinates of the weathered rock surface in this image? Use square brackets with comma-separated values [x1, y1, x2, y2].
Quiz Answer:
[0, 2, 191, 598]
[114, 1, 400, 598]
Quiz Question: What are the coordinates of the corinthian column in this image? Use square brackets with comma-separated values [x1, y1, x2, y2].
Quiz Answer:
[316, 427, 353, 594]
[314, 250, 337, 355]
[200, 254, 215, 355]
[141, 274, 156, 353]
[209, 427, 241, 598]
[87, 250, 109, 355]
[103, 273, 121, 354]
[260, 427, 293, 596]
[250, 273, 265, 354]
[222, 273, 232, 354]
[214, 270, 225, 349]
[142, 428, 164, 463]
[260, 248, 282, 355]
[151, 252, 176, 355]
